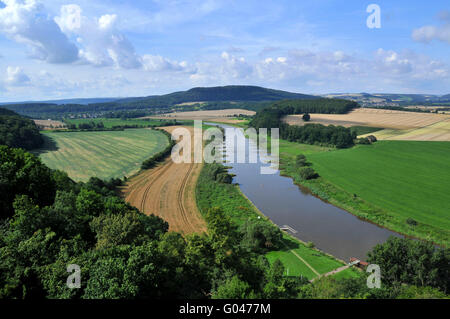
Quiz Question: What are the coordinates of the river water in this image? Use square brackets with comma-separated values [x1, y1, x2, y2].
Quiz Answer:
[210, 123, 402, 261]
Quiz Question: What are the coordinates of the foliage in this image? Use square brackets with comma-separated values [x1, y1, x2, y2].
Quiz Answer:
[0, 108, 43, 150]
[250, 106, 356, 148]
[299, 167, 319, 180]
[367, 237, 449, 293]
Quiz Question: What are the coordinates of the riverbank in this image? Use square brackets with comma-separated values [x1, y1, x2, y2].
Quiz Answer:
[279, 140, 450, 247]
[195, 161, 360, 280]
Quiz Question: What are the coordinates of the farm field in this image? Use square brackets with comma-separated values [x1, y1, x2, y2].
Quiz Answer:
[64, 117, 179, 128]
[283, 107, 450, 132]
[146, 108, 255, 124]
[37, 129, 169, 182]
[306, 141, 450, 245]
[361, 119, 450, 141]
[122, 126, 207, 235]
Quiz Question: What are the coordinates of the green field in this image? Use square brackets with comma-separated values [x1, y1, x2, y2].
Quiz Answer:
[304, 141, 450, 245]
[37, 129, 169, 182]
[64, 118, 180, 128]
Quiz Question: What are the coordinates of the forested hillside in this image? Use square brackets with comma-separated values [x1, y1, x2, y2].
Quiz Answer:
[3, 86, 319, 118]
[0, 108, 43, 150]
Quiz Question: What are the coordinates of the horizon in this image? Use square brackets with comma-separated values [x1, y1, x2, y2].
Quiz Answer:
[1, 84, 449, 104]
[0, 1, 449, 102]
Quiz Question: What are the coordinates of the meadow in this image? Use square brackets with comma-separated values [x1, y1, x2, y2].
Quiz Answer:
[37, 129, 169, 182]
[287, 141, 450, 246]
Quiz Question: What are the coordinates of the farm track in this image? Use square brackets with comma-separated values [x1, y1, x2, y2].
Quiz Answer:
[121, 126, 207, 235]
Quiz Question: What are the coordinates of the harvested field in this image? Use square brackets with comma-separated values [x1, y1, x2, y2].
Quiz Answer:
[121, 126, 207, 235]
[362, 119, 450, 141]
[146, 109, 255, 124]
[34, 119, 66, 130]
[283, 108, 449, 130]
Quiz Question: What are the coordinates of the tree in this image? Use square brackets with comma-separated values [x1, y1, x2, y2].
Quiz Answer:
[0, 146, 56, 219]
[213, 276, 253, 299]
[367, 237, 449, 293]
[302, 113, 311, 121]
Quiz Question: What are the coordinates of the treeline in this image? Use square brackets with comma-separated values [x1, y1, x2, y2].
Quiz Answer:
[250, 108, 355, 148]
[141, 130, 175, 169]
[272, 98, 359, 114]
[0, 107, 43, 150]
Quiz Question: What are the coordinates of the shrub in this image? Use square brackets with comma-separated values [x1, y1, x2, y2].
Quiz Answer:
[299, 167, 318, 180]
[302, 113, 311, 122]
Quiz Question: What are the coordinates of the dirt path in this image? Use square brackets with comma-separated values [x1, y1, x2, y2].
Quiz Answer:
[310, 265, 350, 282]
[121, 126, 207, 235]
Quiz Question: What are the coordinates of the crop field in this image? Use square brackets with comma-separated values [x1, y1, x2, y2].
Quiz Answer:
[283, 108, 450, 132]
[64, 118, 177, 128]
[362, 119, 450, 141]
[307, 141, 450, 245]
[122, 126, 207, 235]
[37, 129, 169, 182]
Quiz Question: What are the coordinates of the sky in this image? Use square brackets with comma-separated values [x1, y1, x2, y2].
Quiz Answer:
[0, 0, 449, 102]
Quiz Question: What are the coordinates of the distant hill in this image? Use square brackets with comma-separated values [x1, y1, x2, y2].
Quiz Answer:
[2, 86, 319, 118]
[440, 94, 450, 100]
[0, 97, 120, 106]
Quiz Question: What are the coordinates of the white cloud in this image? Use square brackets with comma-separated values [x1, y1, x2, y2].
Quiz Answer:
[412, 11, 450, 44]
[220, 51, 252, 79]
[0, 0, 79, 63]
[5, 66, 30, 86]
[142, 55, 191, 72]
[55, 4, 141, 69]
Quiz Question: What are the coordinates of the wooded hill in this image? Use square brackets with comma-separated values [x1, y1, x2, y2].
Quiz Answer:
[2, 86, 319, 118]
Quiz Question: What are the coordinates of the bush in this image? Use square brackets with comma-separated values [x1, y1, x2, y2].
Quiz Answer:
[295, 154, 307, 167]
[299, 167, 318, 180]
[406, 218, 418, 226]
[302, 113, 311, 122]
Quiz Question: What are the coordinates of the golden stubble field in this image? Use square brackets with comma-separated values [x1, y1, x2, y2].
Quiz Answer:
[283, 108, 450, 141]
[121, 126, 207, 235]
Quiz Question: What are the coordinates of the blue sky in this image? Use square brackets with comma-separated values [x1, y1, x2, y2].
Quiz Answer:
[0, 0, 449, 101]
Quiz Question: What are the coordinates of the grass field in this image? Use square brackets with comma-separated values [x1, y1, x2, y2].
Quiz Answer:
[64, 118, 178, 128]
[196, 162, 346, 280]
[303, 141, 450, 245]
[37, 129, 169, 182]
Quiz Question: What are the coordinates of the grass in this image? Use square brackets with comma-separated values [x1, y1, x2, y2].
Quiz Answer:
[330, 267, 361, 280]
[36, 129, 169, 182]
[280, 140, 450, 246]
[196, 162, 346, 280]
[64, 118, 181, 128]
[349, 126, 384, 136]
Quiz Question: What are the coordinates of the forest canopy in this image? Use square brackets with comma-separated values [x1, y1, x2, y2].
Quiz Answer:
[0, 108, 43, 150]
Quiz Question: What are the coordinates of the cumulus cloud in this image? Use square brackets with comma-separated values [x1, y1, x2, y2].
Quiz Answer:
[142, 55, 191, 72]
[0, 0, 79, 63]
[55, 4, 141, 69]
[412, 11, 450, 44]
[219, 51, 252, 79]
[5, 66, 30, 86]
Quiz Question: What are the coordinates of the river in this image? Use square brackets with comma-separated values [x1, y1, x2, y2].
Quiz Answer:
[210, 123, 402, 262]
